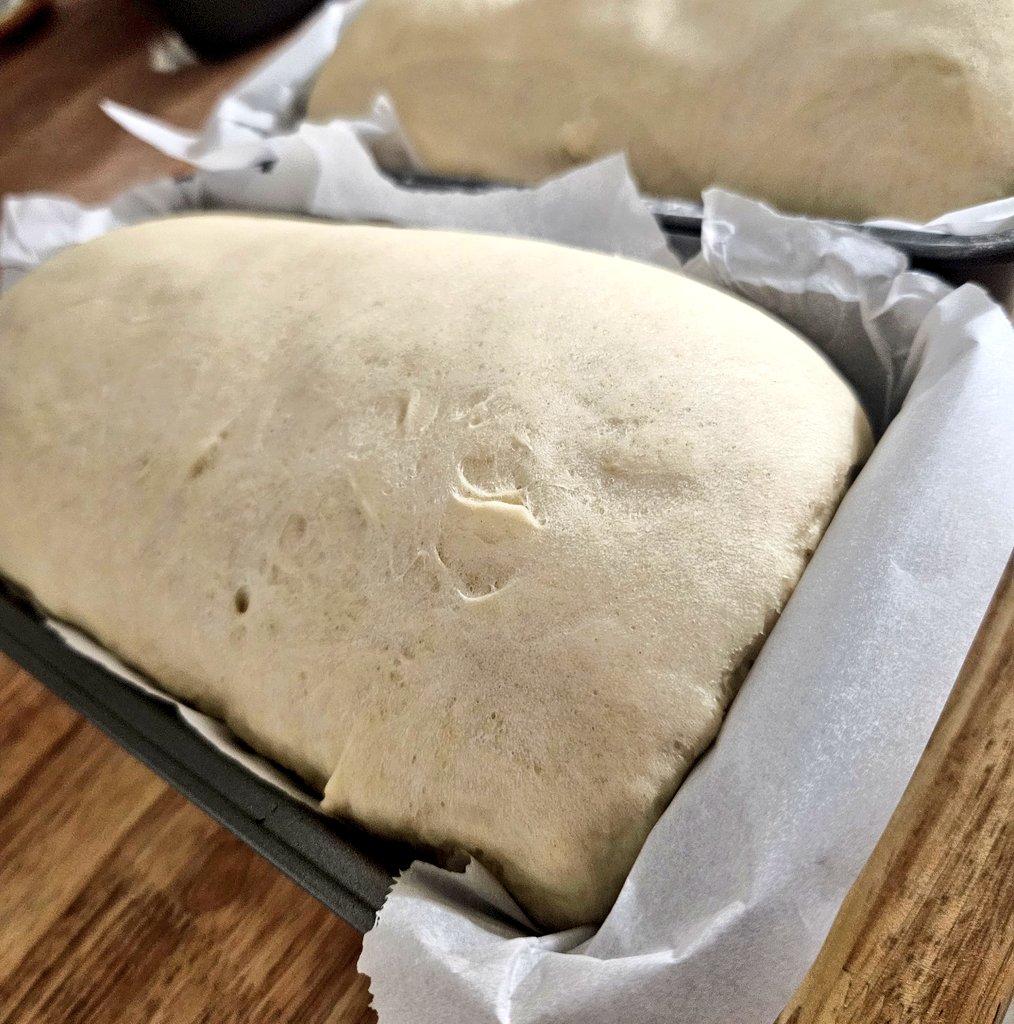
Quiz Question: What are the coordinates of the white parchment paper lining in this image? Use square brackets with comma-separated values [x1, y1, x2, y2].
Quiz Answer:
[2, 7, 1013, 1022]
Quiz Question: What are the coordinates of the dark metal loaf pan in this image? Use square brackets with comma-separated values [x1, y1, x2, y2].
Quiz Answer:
[388, 172, 1014, 277]
[6, 174, 1007, 938]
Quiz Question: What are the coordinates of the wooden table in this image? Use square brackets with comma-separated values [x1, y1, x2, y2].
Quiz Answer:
[2, 3, 1013, 1022]
[0, 655, 375, 1024]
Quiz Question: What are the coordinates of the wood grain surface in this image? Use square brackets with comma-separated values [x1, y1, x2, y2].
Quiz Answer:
[0, 0, 272, 202]
[0, 657, 376, 1024]
[0, 3, 376, 1022]
[777, 552, 1014, 1024]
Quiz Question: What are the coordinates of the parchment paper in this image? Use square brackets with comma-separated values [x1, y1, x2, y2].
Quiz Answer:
[2, 10, 1013, 1022]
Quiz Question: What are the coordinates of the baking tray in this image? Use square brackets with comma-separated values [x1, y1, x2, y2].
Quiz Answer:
[6, 172, 1007, 942]
[389, 172, 1014, 274]
[0, 584, 401, 934]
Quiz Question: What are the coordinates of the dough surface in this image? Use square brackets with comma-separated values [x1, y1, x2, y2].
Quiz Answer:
[307, 0, 1014, 221]
[0, 216, 872, 928]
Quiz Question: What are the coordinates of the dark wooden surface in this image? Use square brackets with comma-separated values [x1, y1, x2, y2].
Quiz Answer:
[0, 0, 270, 202]
[0, 3, 377, 1022]
[0, 658, 376, 1024]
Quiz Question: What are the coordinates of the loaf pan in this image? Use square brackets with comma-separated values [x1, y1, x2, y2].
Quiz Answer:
[0, 585, 400, 933]
[5, 173, 1002, 936]
[389, 172, 1014, 274]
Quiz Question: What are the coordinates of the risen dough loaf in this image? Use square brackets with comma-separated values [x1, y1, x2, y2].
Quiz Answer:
[0, 216, 872, 928]
[307, 0, 1014, 221]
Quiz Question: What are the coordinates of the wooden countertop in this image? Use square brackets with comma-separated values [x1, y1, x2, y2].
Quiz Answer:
[1, 3, 1012, 1023]
[0, 656, 375, 1024]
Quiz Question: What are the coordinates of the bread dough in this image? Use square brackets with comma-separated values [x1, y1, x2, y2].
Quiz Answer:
[0, 216, 872, 928]
[307, 0, 1014, 222]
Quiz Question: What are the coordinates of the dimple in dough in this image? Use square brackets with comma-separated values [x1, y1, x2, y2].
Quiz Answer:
[307, 0, 1014, 222]
[0, 216, 873, 929]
